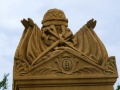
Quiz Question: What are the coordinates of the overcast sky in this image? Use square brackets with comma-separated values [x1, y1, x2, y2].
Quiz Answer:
[0, 0, 120, 89]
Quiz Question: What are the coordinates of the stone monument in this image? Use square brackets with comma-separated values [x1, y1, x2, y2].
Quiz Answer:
[13, 9, 118, 90]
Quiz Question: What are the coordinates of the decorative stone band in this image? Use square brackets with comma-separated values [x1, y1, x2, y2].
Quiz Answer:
[42, 19, 68, 27]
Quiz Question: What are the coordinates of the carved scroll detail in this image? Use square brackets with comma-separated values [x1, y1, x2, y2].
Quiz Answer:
[14, 57, 30, 76]
[74, 66, 102, 74]
[104, 56, 117, 74]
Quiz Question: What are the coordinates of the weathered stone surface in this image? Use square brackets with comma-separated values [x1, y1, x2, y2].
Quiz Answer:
[13, 8, 118, 90]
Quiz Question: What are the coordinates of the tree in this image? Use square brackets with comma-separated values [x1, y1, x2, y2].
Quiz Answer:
[0, 73, 9, 90]
[116, 84, 120, 90]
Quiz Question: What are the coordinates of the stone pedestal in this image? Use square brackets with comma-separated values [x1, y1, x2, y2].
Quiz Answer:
[14, 75, 117, 90]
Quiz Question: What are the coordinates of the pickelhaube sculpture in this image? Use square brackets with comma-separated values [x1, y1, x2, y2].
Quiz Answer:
[13, 9, 118, 90]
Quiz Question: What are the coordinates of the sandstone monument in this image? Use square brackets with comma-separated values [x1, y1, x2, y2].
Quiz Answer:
[13, 9, 118, 90]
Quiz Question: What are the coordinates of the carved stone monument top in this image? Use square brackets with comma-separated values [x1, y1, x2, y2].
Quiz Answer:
[13, 8, 118, 90]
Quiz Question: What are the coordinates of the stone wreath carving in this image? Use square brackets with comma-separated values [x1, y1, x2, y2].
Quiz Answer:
[14, 9, 117, 76]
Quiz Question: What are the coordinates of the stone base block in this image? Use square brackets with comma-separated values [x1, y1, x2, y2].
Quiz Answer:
[13, 75, 117, 90]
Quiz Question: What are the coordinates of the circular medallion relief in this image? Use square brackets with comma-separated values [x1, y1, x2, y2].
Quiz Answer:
[62, 59, 72, 71]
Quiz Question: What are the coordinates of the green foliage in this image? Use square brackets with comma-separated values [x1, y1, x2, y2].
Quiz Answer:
[0, 73, 9, 90]
[116, 84, 120, 90]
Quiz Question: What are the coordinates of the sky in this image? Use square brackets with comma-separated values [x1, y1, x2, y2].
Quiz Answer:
[0, 0, 120, 90]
